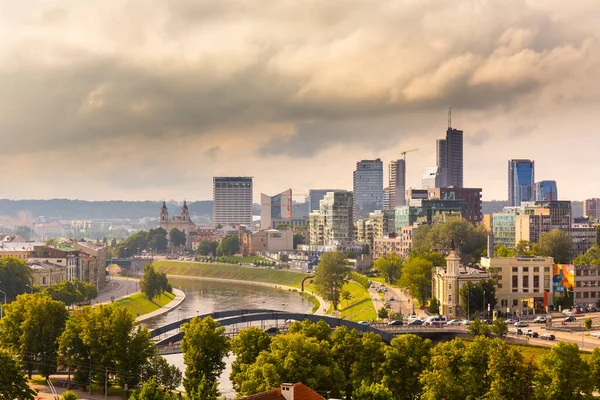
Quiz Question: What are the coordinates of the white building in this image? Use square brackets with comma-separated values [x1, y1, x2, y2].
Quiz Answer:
[213, 177, 253, 227]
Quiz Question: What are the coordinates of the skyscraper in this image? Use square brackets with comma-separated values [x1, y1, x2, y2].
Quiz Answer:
[534, 180, 558, 201]
[213, 177, 253, 226]
[353, 159, 383, 221]
[436, 112, 463, 188]
[260, 188, 292, 229]
[436, 139, 448, 187]
[508, 160, 535, 206]
[422, 166, 442, 189]
[388, 159, 406, 209]
[309, 190, 354, 245]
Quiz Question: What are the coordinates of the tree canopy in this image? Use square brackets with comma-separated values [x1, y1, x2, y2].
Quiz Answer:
[411, 218, 488, 259]
[0, 257, 33, 302]
[115, 227, 168, 257]
[313, 251, 351, 310]
[459, 279, 497, 319]
[574, 244, 600, 266]
[216, 234, 240, 256]
[399, 256, 434, 303]
[169, 228, 187, 247]
[42, 279, 98, 306]
[140, 263, 171, 300]
[537, 229, 574, 264]
[196, 240, 218, 256]
[0, 348, 37, 400]
[373, 253, 402, 284]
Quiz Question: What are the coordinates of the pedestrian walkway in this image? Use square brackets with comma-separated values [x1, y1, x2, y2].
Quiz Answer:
[137, 288, 186, 323]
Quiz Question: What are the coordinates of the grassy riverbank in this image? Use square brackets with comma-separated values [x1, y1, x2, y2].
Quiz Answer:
[338, 281, 377, 322]
[154, 260, 307, 287]
[114, 291, 175, 316]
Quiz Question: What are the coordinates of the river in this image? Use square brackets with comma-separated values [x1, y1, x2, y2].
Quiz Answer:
[141, 276, 314, 399]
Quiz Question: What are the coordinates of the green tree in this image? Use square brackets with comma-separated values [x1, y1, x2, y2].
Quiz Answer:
[0, 257, 33, 302]
[216, 234, 240, 256]
[514, 240, 534, 256]
[275, 224, 290, 230]
[383, 334, 431, 400]
[459, 279, 497, 318]
[189, 375, 219, 400]
[352, 383, 394, 400]
[585, 317, 593, 330]
[230, 327, 272, 392]
[467, 318, 490, 337]
[342, 290, 352, 306]
[352, 332, 386, 388]
[0, 348, 37, 400]
[141, 355, 182, 390]
[428, 297, 440, 314]
[147, 227, 168, 253]
[287, 319, 332, 342]
[169, 228, 187, 248]
[196, 240, 219, 256]
[574, 244, 600, 266]
[140, 264, 170, 300]
[411, 218, 487, 259]
[129, 378, 179, 400]
[42, 279, 97, 307]
[535, 341, 592, 400]
[373, 253, 402, 284]
[398, 256, 433, 303]
[389, 311, 403, 321]
[181, 316, 230, 397]
[0, 293, 69, 378]
[487, 342, 535, 400]
[378, 307, 390, 319]
[490, 318, 508, 338]
[494, 245, 515, 257]
[420, 338, 468, 400]
[330, 326, 362, 399]
[537, 229, 574, 264]
[313, 251, 351, 310]
[589, 347, 600, 393]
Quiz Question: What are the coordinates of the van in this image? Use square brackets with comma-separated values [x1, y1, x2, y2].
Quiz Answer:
[424, 316, 447, 326]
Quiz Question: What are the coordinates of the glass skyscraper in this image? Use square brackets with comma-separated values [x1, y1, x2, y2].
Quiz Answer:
[353, 159, 383, 221]
[535, 180, 558, 201]
[508, 159, 535, 206]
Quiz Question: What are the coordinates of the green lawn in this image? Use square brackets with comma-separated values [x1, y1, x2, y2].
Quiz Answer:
[154, 260, 307, 287]
[113, 291, 175, 316]
[338, 281, 377, 322]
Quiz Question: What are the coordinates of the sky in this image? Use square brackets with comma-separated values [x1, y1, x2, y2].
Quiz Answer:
[1, 0, 599, 202]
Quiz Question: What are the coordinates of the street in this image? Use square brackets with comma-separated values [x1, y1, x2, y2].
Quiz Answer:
[96, 277, 140, 304]
[369, 281, 425, 319]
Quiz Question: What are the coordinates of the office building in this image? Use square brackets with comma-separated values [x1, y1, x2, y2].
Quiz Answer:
[508, 159, 535, 206]
[492, 212, 518, 248]
[436, 139, 448, 187]
[353, 159, 383, 221]
[309, 190, 354, 245]
[480, 255, 554, 313]
[570, 222, 599, 258]
[260, 189, 292, 230]
[383, 187, 390, 210]
[308, 189, 337, 213]
[436, 118, 464, 188]
[535, 180, 558, 201]
[573, 264, 600, 303]
[426, 187, 483, 224]
[388, 159, 406, 208]
[422, 166, 442, 189]
[395, 200, 466, 230]
[213, 177, 253, 227]
[515, 201, 571, 244]
[584, 198, 600, 220]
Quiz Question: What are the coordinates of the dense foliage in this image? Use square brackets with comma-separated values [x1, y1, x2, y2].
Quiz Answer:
[196, 240, 219, 256]
[0, 257, 33, 302]
[537, 229, 574, 264]
[458, 279, 497, 318]
[169, 228, 187, 248]
[43, 278, 98, 306]
[412, 218, 488, 260]
[140, 263, 171, 300]
[373, 253, 402, 284]
[0, 348, 37, 400]
[313, 251, 351, 310]
[115, 227, 168, 257]
[216, 234, 240, 256]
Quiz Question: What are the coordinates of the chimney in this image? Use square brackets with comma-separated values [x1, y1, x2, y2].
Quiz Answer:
[487, 233, 495, 258]
[281, 383, 295, 400]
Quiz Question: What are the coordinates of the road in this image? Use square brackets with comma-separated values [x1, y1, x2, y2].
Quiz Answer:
[96, 277, 140, 304]
[369, 282, 424, 319]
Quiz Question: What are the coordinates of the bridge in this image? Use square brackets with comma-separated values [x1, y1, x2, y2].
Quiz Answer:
[151, 309, 468, 354]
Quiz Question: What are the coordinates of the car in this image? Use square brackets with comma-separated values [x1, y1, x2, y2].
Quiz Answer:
[265, 327, 279, 334]
[357, 321, 370, 326]
[446, 319, 462, 326]
[408, 319, 423, 326]
[389, 297, 396, 301]
[514, 321, 529, 327]
[540, 333, 556, 341]
[385, 303, 392, 309]
[505, 319, 517, 324]
[524, 330, 539, 338]
[564, 316, 576, 322]
[509, 327, 523, 335]
[591, 332, 600, 338]
[461, 319, 472, 325]
[533, 316, 547, 323]
[388, 320, 403, 326]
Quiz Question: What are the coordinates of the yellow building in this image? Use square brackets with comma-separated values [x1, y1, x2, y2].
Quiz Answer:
[29, 262, 67, 287]
[480, 255, 554, 314]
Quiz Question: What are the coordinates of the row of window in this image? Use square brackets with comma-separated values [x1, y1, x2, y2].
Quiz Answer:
[575, 292, 600, 298]
[511, 267, 551, 273]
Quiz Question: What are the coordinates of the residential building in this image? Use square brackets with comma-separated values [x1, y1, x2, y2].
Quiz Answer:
[383, 187, 390, 210]
[353, 159, 383, 221]
[573, 264, 600, 304]
[422, 166, 442, 189]
[29, 261, 67, 288]
[369, 210, 396, 238]
[160, 201, 196, 249]
[480, 255, 554, 313]
[492, 212, 518, 248]
[260, 189, 292, 230]
[395, 200, 466, 231]
[251, 229, 294, 252]
[373, 236, 402, 259]
[508, 159, 535, 206]
[388, 159, 406, 208]
[436, 121, 464, 188]
[432, 250, 489, 317]
[239, 382, 325, 400]
[515, 201, 571, 244]
[535, 180, 558, 201]
[309, 191, 353, 245]
[400, 225, 417, 257]
[570, 223, 598, 258]
[308, 189, 336, 213]
[354, 219, 374, 249]
[28, 245, 81, 282]
[213, 177, 253, 227]
[426, 187, 483, 224]
[584, 198, 600, 220]
[72, 241, 108, 289]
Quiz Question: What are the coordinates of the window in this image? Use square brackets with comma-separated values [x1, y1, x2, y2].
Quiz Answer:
[512, 267, 518, 272]
[448, 295, 452, 302]
[449, 283, 452, 290]
[533, 275, 539, 289]
[523, 267, 529, 272]
[512, 275, 518, 291]
[501, 299, 508, 307]
[576, 281, 582, 288]
[584, 292, 589, 298]
[576, 292, 582, 299]
[513, 299, 518, 307]
[522, 300, 528, 308]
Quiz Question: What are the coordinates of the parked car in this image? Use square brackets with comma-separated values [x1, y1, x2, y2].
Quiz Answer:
[357, 321, 370, 326]
[385, 303, 392, 309]
[461, 319, 472, 325]
[408, 319, 423, 326]
[446, 319, 462, 326]
[388, 320, 403, 326]
[564, 316, 576, 322]
[505, 319, 517, 324]
[265, 327, 279, 334]
[533, 316, 547, 323]
[591, 332, 600, 338]
[424, 316, 448, 325]
[524, 330, 539, 338]
[509, 327, 523, 335]
[514, 321, 529, 327]
[540, 333, 556, 341]
[389, 297, 396, 301]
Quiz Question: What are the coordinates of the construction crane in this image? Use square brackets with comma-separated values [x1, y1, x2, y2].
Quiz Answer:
[401, 148, 420, 160]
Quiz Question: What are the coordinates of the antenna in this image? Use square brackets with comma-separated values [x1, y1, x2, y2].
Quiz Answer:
[448, 107, 452, 129]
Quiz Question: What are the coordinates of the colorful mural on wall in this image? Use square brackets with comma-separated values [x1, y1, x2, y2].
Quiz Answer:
[552, 264, 574, 292]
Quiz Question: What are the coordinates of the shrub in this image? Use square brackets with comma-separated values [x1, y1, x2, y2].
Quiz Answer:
[351, 272, 370, 289]
[585, 317, 592, 330]
[61, 390, 78, 400]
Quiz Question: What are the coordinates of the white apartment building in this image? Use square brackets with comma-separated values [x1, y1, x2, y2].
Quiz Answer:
[213, 177, 253, 227]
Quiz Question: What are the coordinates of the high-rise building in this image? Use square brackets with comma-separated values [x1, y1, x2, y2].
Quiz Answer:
[353, 159, 383, 221]
[426, 187, 483, 224]
[508, 159, 535, 206]
[534, 180, 558, 201]
[436, 118, 463, 188]
[584, 198, 600, 220]
[436, 139, 447, 187]
[213, 177, 253, 227]
[308, 189, 337, 213]
[422, 166, 442, 189]
[260, 189, 292, 230]
[515, 201, 571, 244]
[383, 187, 391, 210]
[309, 190, 354, 245]
[388, 159, 406, 209]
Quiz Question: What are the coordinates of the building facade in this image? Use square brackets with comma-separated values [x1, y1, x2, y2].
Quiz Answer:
[29, 262, 67, 288]
[308, 189, 337, 213]
[383, 187, 390, 210]
[426, 187, 482, 224]
[353, 159, 383, 221]
[72, 241, 108, 289]
[388, 159, 406, 208]
[492, 213, 517, 248]
[28, 245, 81, 282]
[372, 236, 402, 259]
[574, 264, 600, 304]
[584, 198, 600, 220]
[309, 191, 354, 245]
[260, 189, 292, 230]
[422, 166, 442, 189]
[535, 180, 558, 201]
[515, 201, 572, 244]
[160, 201, 196, 249]
[508, 159, 535, 206]
[394, 200, 466, 231]
[251, 229, 294, 252]
[213, 177, 253, 227]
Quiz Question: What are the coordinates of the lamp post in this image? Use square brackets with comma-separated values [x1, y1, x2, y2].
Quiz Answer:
[282, 303, 287, 312]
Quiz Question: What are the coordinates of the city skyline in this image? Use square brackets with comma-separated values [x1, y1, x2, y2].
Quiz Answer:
[1, 1, 600, 201]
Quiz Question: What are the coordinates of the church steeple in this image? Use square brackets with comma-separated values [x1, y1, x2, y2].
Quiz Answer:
[181, 200, 190, 221]
[160, 201, 169, 222]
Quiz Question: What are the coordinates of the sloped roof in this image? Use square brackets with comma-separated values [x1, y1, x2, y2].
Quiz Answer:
[238, 383, 325, 400]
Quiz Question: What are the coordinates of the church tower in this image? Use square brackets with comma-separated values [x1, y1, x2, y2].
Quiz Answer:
[181, 200, 190, 221]
[160, 201, 169, 222]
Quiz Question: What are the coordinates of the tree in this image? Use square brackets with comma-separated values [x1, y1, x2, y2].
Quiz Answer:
[378, 307, 390, 319]
[0, 348, 37, 400]
[275, 224, 290, 231]
[399, 256, 433, 303]
[141, 355, 182, 390]
[411, 218, 487, 259]
[331, 326, 362, 399]
[574, 244, 600, 266]
[589, 347, 600, 393]
[129, 378, 179, 400]
[342, 290, 352, 306]
[0, 293, 69, 378]
[230, 327, 272, 392]
[428, 297, 440, 314]
[352, 383, 394, 400]
[313, 251, 351, 310]
[383, 334, 431, 400]
[514, 240, 534, 256]
[420, 338, 468, 400]
[0, 256, 33, 302]
[169, 228, 187, 248]
[196, 240, 218, 256]
[42, 279, 97, 307]
[459, 279, 497, 318]
[373, 253, 402, 284]
[389, 311, 403, 321]
[352, 332, 386, 388]
[467, 318, 490, 337]
[535, 341, 591, 399]
[287, 319, 332, 342]
[293, 233, 305, 249]
[180, 316, 230, 397]
[494, 245, 514, 257]
[537, 229, 574, 264]
[487, 342, 535, 400]
[14, 225, 32, 240]
[60, 390, 78, 400]
[490, 318, 508, 338]
[140, 264, 170, 300]
[216, 234, 239, 256]
[585, 318, 593, 330]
